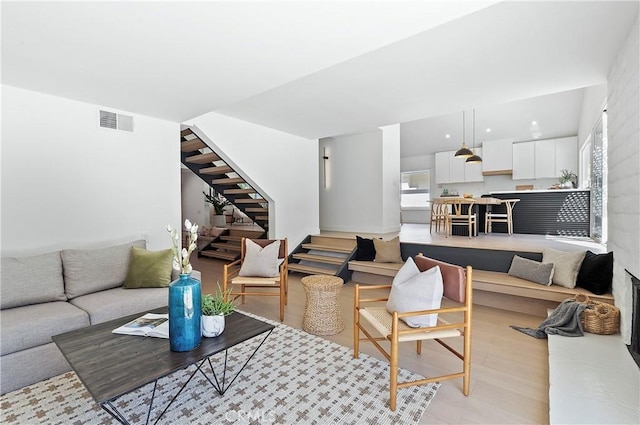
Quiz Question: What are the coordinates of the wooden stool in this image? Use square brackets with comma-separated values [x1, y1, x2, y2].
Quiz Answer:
[485, 199, 520, 235]
[301, 275, 344, 335]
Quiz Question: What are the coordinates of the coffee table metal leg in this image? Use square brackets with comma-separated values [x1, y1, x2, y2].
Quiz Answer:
[199, 328, 274, 395]
[101, 400, 132, 425]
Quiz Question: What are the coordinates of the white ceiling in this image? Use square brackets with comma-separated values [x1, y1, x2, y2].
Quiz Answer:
[2, 1, 638, 151]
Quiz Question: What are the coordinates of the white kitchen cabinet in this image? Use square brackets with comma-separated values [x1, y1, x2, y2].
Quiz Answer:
[465, 148, 483, 182]
[435, 151, 451, 184]
[512, 141, 535, 180]
[449, 151, 466, 183]
[435, 149, 484, 183]
[482, 139, 513, 174]
[535, 139, 557, 178]
[555, 136, 578, 175]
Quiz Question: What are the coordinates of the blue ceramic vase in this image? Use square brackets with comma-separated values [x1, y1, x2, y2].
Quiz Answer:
[168, 273, 202, 352]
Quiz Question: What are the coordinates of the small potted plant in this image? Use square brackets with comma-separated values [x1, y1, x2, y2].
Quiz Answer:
[201, 284, 236, 337]
[203, 189, 231, 227]
[559, 169, 577, 188]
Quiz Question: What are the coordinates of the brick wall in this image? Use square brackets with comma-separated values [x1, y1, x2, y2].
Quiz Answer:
[607, 13, 640, 344]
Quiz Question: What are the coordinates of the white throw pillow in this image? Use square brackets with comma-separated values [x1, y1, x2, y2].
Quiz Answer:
[386, 258, 444, 327]
[542, 248, 586, 288]
[239, 239, 281, 277]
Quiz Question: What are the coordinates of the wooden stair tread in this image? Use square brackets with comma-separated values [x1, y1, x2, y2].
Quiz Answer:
[220, 235, 243, 242]
[199, 165, 232, 175]
[245, 207, 268, 213]
[207, 242, 241, 251]
[224, 188, 256, 195]
[254, 216, 269, 221]
[200, 251, 238, 261]
[293, 253, 345, 265]
[288, 263, 339, 275]
[186, 152, 220, 164]
[302, 243, 353, 254]
[211, 177, 245, 185]
[180, 129, 193, 138]
[181, 139, 206, 152]
[234, 198, 265, 204]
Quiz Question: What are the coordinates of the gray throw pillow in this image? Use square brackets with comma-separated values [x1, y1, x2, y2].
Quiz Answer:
[508, 255, 555, 286]
[542, 248, 586, 289]
[239, 239, 281, 278]
[386, 257, 444, 327]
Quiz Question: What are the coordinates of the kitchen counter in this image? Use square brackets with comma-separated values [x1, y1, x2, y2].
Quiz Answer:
[490, 188, 589, 194]
[481, 190, 590, 237]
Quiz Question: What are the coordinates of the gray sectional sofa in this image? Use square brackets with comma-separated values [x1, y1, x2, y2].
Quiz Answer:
[0, 239, 201, 394]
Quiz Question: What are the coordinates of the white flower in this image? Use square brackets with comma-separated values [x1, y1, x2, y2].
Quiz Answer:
[167, 220, 199, 275]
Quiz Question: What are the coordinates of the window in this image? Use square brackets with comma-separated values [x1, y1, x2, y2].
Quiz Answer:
[591, 111, 607, 243]
[580, 136, 592, 188]
[401, 170, 430, 208]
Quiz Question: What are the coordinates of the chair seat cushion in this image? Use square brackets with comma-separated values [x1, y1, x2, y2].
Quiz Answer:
[231, 275, 280, 285]
[361, 307, 460, 342]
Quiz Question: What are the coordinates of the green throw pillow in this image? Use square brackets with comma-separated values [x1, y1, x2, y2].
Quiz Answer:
[123, 247, 173, 289]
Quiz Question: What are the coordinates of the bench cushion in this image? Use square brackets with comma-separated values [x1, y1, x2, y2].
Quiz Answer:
[0, 251, 67, 309]
[0, 302, 89, 355]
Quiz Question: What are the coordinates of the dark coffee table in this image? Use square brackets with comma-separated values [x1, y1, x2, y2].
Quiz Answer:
[52, 309, 274, 425]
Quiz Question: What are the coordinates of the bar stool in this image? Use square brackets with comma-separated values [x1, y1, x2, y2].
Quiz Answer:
[485, 199, 520, 235]
[446, 198, 477, 238]
[429, 199, 448, 234]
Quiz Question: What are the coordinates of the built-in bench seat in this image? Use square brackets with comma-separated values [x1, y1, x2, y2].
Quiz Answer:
[348, 260, 614, 316]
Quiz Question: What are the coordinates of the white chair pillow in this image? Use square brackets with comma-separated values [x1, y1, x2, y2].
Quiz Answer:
[239, 239, 281, 278]
[386, 258, 444, 328]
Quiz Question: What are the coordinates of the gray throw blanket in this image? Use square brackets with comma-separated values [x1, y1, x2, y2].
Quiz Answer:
[511, 299, 587, 339]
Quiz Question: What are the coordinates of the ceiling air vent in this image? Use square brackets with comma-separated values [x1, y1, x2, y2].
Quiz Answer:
[99, 110, 134, 132]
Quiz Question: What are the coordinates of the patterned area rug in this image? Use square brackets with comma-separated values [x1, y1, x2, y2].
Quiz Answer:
[0, 313, 439, 424]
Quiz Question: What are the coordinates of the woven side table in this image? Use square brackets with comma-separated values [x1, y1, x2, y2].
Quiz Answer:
[301, 275, 344, 335]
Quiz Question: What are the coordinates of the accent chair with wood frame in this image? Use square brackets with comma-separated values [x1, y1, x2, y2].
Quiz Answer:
[222, 238, 288, 321]
[353, 254, 473, 411]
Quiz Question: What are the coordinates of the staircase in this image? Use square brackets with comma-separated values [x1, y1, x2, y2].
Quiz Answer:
[198, 228, 265, 261]
[288, 235, 356, 282]
[181, 126, 268, 260]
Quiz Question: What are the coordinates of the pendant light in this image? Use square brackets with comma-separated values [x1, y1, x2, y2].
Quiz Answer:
[454, 110, 473, 158]
[466, 109, 483, 163]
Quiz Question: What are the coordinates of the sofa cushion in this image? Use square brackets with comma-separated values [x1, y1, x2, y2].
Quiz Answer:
[1, 252, 67, 310]
[123, 247, 173, 289]
[0, 302, 89, 356]
[70, 286, 168, 325]
[542, 248, 586, 289]
[508, 255, 555, 286]
[373, 237, 403, 263]
[576, 251, 614, 295]
[62, 240, 146, 299]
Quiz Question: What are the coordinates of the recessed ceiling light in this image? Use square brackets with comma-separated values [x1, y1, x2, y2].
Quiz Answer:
[531, 120, 537, 125]
[485, 128, 491, 133]
[445, 134, 450, 138]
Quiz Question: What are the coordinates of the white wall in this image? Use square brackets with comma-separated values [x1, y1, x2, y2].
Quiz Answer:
[380, 124, 401, 232]
[320, 128, 401, 234]
[187, 112, 319, 249]
[606, 13, 640, 344]
[181, 169, 209, 227]
[1, 85, 181, 255]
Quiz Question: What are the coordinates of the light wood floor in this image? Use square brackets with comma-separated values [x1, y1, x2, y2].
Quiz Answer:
[192, 254, 550, 425]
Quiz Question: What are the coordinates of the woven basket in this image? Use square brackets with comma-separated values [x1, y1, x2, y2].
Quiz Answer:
[573, 294, 620, 335]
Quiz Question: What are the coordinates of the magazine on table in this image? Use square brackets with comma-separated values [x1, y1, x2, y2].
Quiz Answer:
[112, 313, 169, 339]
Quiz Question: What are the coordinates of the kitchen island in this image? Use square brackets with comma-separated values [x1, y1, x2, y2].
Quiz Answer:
[481, 189, 590, 237]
